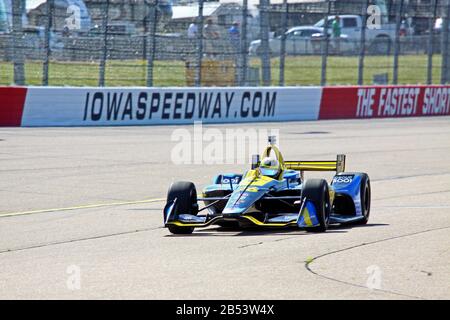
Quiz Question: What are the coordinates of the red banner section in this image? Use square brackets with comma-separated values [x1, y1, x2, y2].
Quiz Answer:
[319, 85, 450, 120]
[0, 87, 27, 126]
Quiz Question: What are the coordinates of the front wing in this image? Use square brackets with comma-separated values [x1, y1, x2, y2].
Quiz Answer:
[164, 200, 321, 229]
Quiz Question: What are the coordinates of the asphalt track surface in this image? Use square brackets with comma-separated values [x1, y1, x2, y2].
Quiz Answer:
[0, 117, 449, 300]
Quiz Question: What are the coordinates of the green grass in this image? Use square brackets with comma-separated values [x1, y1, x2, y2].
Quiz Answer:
[0, 54, 443, 87]
[268, 55, 442, 86]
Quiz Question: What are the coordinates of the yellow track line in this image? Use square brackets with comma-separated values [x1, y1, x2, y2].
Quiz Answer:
[0, 198, 165, 218]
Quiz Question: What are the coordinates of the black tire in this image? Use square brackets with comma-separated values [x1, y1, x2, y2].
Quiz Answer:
[165, 181, 198, 234]
[350, 173, 371, 225]
[302, 179, 331, 232]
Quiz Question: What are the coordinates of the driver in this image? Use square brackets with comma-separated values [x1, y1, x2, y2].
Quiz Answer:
[259, 156, 280, 178]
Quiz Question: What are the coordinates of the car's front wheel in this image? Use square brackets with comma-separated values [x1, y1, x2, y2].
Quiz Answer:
[302, 179, 331, 232]
[164, 181, 198, 234]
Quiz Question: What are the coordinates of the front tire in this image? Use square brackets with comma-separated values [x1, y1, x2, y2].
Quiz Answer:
[302, 179, 331, 232]
[165, 181, 198, 234]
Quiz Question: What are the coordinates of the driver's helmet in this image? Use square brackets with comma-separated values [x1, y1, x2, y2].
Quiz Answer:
[259, 156, 280, 177]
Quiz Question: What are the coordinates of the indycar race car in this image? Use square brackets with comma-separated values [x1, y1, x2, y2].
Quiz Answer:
[163, 136, 371, 234]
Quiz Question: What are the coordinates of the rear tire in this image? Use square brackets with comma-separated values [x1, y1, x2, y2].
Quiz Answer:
[165, 181, 198, 234]
[351, 173, 371, 225]
[302, 179, 330, 232]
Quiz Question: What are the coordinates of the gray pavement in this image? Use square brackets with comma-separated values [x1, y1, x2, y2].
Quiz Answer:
[0, 117, 449, 299]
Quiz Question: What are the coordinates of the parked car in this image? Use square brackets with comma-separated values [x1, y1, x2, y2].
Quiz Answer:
[310, 33, 359, 55]
[249, 26, 323, 56]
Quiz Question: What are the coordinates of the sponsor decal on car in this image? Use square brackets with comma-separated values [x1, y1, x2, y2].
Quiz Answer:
[221, 177, 241, 184]
[332, 175, 354, 184]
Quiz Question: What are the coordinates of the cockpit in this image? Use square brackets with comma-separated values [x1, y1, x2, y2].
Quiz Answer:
[258, 140, 284, 179]
[259, 156, 281, 178]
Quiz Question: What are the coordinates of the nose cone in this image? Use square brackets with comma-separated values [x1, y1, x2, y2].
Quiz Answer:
[222, 188, 264, 217]
[222, 207, 247, 217]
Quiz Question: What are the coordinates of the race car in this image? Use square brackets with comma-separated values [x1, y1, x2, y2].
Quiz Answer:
[163, 136, 371, 234]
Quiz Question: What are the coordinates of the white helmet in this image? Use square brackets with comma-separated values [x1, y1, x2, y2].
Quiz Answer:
[261, 157, 279, 168]
[260, 157, 280, 178]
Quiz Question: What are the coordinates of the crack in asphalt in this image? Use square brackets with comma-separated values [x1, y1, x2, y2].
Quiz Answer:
[238, 242, 264, 249]
[238, 236, 302, 249]
[304, 225, 450, 300]
[0, 226, 163, 255]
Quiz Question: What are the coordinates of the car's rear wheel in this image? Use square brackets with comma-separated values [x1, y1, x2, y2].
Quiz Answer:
[165, 181, 198, 234]
[351, 173, 371, 225]
[302, 179, 330, 232]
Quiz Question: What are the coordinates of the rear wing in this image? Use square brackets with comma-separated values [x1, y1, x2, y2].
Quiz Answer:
[284, 154, 346, 173]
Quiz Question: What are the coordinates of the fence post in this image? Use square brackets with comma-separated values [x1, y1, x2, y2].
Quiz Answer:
[441, 0, 450, 84]
[195, 0, 204, 87]
[427, 0, 438, 84]
[143, 16, 147, 61]
[260, 0, 271, 86]
[392, 0, 404, 85]
[12, 0, 25, 85]
[279, 0, 288, 86]
[98, 0, 109, 87]
[146, 0, 159, 87]
[320, 0, 331, 86]
[358, 0, 369, 86]
[240, 0, 248, 86]
[43, 0, 54, 86]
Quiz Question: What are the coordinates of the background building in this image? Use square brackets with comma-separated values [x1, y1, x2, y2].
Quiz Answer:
[28, 0, 91, 31]
[0, 0, 8, 32]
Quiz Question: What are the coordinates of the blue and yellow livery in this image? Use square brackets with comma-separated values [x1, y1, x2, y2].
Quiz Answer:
[163, 136, 371, 234]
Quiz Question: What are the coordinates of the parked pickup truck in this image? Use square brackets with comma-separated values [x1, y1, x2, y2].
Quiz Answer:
[313, 15, 413, 54]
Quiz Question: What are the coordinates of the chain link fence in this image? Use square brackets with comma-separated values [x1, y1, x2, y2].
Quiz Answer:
[1, 0, 449, 87]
